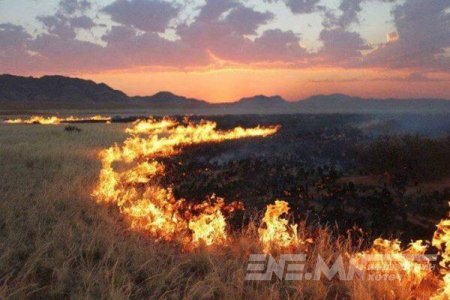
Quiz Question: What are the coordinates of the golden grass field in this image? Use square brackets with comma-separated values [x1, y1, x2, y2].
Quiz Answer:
[0, 122, 442, 299]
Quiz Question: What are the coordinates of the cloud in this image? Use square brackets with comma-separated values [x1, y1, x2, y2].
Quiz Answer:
[323, 0, 397, 29]
[196, 0, 238, 22]
[37, 15, 76, 39]
[37, 0, 96, 40]
[70, 16, 96, 29]
[59, 0, 91, 14]
[368, 72, 449, 82]
[363, 0, 450, 70]
[178, 0, 304, 64]
[265, 0, 321, 14]
[102, 0, 180, 32]
[309, 72, 450, 83]
[0, 23, 33, 69]
[404, 72, 434, 82]
[337, 0, 363, 28]
[102, 25, 209, 67]
[317, 0, 398, 65]
[0, 23, 35, 74]
[29, 33, 108, 72]
[318, 28, 370, 63]
[0, 0, 448, 75]
[249, 29, 307, 62]
[226, 6, 274, 35]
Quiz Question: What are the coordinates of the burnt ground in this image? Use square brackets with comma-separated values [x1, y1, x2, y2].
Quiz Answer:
[159, 114, 450, 243]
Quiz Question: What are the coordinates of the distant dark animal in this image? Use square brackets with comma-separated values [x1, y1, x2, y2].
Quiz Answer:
[64, 125, 82, 133]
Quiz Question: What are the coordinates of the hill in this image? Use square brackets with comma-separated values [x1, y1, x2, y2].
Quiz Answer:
[0, 74, 129, 109]
[296, 94, 450, 113]
[0, 74, 449, 113]
[131, 91, 209, 108]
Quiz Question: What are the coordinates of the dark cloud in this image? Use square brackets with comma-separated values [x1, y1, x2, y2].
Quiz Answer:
[59, 0, 91, 14]
[37, 0, 96, 40]
[337, 0, 363, 28]
[37, 15, 76, 39]
[102, 0, 180, 32]
[318, 28, 370, 63]
[37, 13, 96, 39]
[0, 23, 31, 58]
[226, 6, 274, 35]
[264, 0, 320, 14]
[70, 16, 96, 29]
[283, 0, 321, 14]
[250, 29, 307, 62]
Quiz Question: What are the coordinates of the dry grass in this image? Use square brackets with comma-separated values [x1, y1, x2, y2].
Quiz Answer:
[0, 123, 438, 299]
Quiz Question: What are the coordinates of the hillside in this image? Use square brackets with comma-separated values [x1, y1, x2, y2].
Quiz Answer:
[0, 75, 129, 109]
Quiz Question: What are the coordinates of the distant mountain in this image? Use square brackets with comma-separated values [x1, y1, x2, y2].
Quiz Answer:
[0, 74, 129, 109]
[235, 95, 287, 106]
[213, 95, 290, 113]
[296, 94, 450, 113]
[0, 74, 449, 113]
[131, 91, 209, 108]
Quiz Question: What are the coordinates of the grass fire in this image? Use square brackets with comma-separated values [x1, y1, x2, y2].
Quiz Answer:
[1, 114, 449, 299]
[4, 115, 112, 124]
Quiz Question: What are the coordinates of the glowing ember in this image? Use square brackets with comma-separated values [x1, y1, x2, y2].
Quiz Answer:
[92, 118, 279, 248]
[4, 115, 112, 124]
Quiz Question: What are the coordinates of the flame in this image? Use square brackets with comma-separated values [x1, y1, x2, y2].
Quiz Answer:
[258, 200, 301, 251]
[125, 117, 177, 134]
[431, 209, 450, 299]
[351, 238, 431, 286]
[92, 118, 279, 248]
[4, 115, 112, 124]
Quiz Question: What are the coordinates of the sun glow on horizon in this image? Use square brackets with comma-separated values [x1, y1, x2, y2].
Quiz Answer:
[77, 67, 450, 102]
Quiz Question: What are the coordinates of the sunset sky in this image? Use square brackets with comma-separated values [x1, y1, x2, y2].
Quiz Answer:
[0, 0, 449, 102]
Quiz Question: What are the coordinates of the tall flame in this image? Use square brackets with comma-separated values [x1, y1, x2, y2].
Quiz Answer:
[258, 200, 300, 252]
[92, 118, 279, 248]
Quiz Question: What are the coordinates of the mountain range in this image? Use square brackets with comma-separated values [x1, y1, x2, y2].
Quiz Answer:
[1, 74, 449, 114]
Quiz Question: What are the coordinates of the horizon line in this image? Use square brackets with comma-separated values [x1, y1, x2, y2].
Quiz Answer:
[1, 73, 450, 103]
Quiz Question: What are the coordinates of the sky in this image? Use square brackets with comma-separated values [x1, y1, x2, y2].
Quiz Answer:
[0, 0, 449, 102]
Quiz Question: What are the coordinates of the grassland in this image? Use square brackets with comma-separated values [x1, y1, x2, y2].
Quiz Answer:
[0, 123, 441, 299]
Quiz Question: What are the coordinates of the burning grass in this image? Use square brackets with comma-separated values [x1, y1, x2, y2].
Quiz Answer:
[4, 115, 112, 124]
[92, 118, 279, 248]
[0, 118, 449, 299]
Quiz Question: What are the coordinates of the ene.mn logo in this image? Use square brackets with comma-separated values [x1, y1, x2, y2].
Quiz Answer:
[244, 254, 435, 281]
